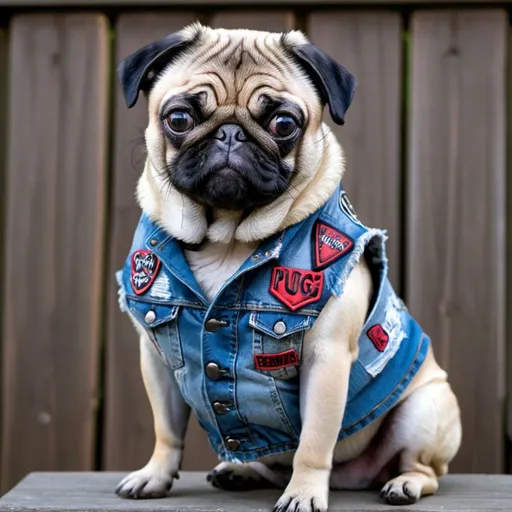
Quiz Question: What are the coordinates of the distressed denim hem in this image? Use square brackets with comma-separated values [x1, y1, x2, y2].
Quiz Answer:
[217, 440, 299, 463]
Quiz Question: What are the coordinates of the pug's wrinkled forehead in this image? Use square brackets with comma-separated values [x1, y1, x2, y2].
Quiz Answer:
[119, 23, 356, 126]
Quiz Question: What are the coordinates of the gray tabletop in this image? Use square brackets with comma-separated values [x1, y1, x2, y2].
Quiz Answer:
[1, 472, 512, 512]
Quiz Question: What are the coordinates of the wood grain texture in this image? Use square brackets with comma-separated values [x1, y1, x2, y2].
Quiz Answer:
[210, 10, 294, 31]
[0, 14, 108, 492]
[408, 10, 507, 473]
[307, 12, 402, 290]
[3, 472, 512, 511]
[105, 13, 218, 473]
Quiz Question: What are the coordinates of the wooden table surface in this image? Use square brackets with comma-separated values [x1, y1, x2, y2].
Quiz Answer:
[1, 472, 512, 511]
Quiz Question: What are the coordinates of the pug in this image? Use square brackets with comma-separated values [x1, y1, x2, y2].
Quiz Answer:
[114, 23, 462, 511]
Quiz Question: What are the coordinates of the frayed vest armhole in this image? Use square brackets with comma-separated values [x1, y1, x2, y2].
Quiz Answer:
[328, 229, 388, 297]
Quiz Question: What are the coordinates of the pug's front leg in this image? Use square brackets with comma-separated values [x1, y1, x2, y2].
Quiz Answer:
[274, 265, 371, 512]
[116, 332, 191, 499]
[273, 341, 352, 512]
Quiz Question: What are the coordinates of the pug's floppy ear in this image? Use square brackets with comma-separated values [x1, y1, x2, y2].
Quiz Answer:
[286, 42, 356, 125]
[118, 31, 196, 108]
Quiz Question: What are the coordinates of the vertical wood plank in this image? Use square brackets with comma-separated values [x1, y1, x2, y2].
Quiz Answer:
[507, 27, 512, 474]
[0, 26, 6, 483]
[1, 14, 109, 491]
[210, 10, 294, 31]
[408, 10, 507, 473]
[307, 12, 402, 290]
[105, 13, 220, 473]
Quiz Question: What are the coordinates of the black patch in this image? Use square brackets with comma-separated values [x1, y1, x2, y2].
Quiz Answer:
[339, 190, 363, 226]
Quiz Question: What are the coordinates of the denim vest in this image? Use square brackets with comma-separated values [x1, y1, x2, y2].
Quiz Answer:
[116, 185, 429, 463]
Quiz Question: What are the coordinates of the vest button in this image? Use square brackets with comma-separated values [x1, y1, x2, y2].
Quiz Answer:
[212, 401, 230, 415]
[273, 320, 287, 335]
[225, 437, 241, 450]
[205, 318, 228, 332]
[205, 362, 226, 379]
[145, 310, 156, 324]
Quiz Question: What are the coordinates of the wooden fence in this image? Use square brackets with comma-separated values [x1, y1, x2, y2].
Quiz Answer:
[0, 0, 509, 493]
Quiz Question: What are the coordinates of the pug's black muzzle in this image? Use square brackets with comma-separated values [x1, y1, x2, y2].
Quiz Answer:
[171, 123, 291, 210]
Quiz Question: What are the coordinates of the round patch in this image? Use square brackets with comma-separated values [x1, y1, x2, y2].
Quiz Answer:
[340, 190, 363, 226]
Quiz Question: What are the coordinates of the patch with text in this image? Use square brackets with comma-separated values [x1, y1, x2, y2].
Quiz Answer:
[270, 266, 323, 311]
[314, 220, 354, 270]
[131, 249, 161, 295]
[254, 348, 299, 371]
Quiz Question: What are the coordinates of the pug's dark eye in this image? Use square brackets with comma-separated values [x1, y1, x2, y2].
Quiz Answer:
[165, 111, 194, 133]
[268, 115, 298, 138]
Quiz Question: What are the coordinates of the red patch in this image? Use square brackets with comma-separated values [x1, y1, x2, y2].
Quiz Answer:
[130, 249, 161, 295]
[367, 324, 389, 352]
[314, 221, 354, 270]
[254, 349, 299, 371]
[270, 266, 323, 311]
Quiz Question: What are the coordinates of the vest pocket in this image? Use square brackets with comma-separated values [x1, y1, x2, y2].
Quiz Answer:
[126, 297, 183, 370]
[249, 312, 312, 380]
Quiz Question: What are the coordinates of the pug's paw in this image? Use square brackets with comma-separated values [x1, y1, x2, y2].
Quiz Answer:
[115, 468, 175, 499]
[273, 491, 327, 512]
[380, 478, 421, 505]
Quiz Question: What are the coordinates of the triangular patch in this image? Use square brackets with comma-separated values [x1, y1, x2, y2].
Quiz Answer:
[314, 221, 354, 270]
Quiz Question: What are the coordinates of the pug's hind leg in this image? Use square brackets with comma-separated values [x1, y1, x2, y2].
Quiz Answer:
[116, 333, 191, 499]
[380, 381, 461, 505]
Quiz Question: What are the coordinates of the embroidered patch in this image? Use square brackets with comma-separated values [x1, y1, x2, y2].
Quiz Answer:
[270, 266, 323, 311]
[254, 349, 299, 371]
[367, 324, 389, 352]
[131, 250, 161, 295]
[339, 190, 363, 226]
[314, 221, 354, 270]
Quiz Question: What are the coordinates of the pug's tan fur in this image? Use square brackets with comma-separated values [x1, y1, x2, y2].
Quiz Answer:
[116, 24, 461, 511]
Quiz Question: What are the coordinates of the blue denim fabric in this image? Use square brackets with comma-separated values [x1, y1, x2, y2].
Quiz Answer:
[116, 184, 430, 462]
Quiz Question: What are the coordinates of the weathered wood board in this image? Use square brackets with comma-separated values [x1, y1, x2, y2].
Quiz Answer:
[2, 472, 512, 511]
[1, 14, 109, 491]
[407, 10, 507, 473]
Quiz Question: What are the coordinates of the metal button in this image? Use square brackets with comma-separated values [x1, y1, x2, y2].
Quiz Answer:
[264, 250, 271, 257]
[225, 437, 241, 450]
[273, 320, 287, 335]
[212, 401, 231, 415]
[145, 310, 156, 324]
[251, 254, 260, 261]
[205, 362, 226, 380]
[205, 318, 227, 332]
[149, 238, 158, 246]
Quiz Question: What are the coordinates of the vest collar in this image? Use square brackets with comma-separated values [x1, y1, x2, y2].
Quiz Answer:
[140, 213, 311, 306]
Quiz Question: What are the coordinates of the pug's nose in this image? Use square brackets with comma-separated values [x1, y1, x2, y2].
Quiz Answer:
[213, 124, 247, 152]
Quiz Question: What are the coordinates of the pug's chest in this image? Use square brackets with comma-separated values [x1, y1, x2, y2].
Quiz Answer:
[184, 241, 258, 302]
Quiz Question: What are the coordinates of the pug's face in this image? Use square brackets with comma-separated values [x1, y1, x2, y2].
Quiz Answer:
[119, 23, 355, 219]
